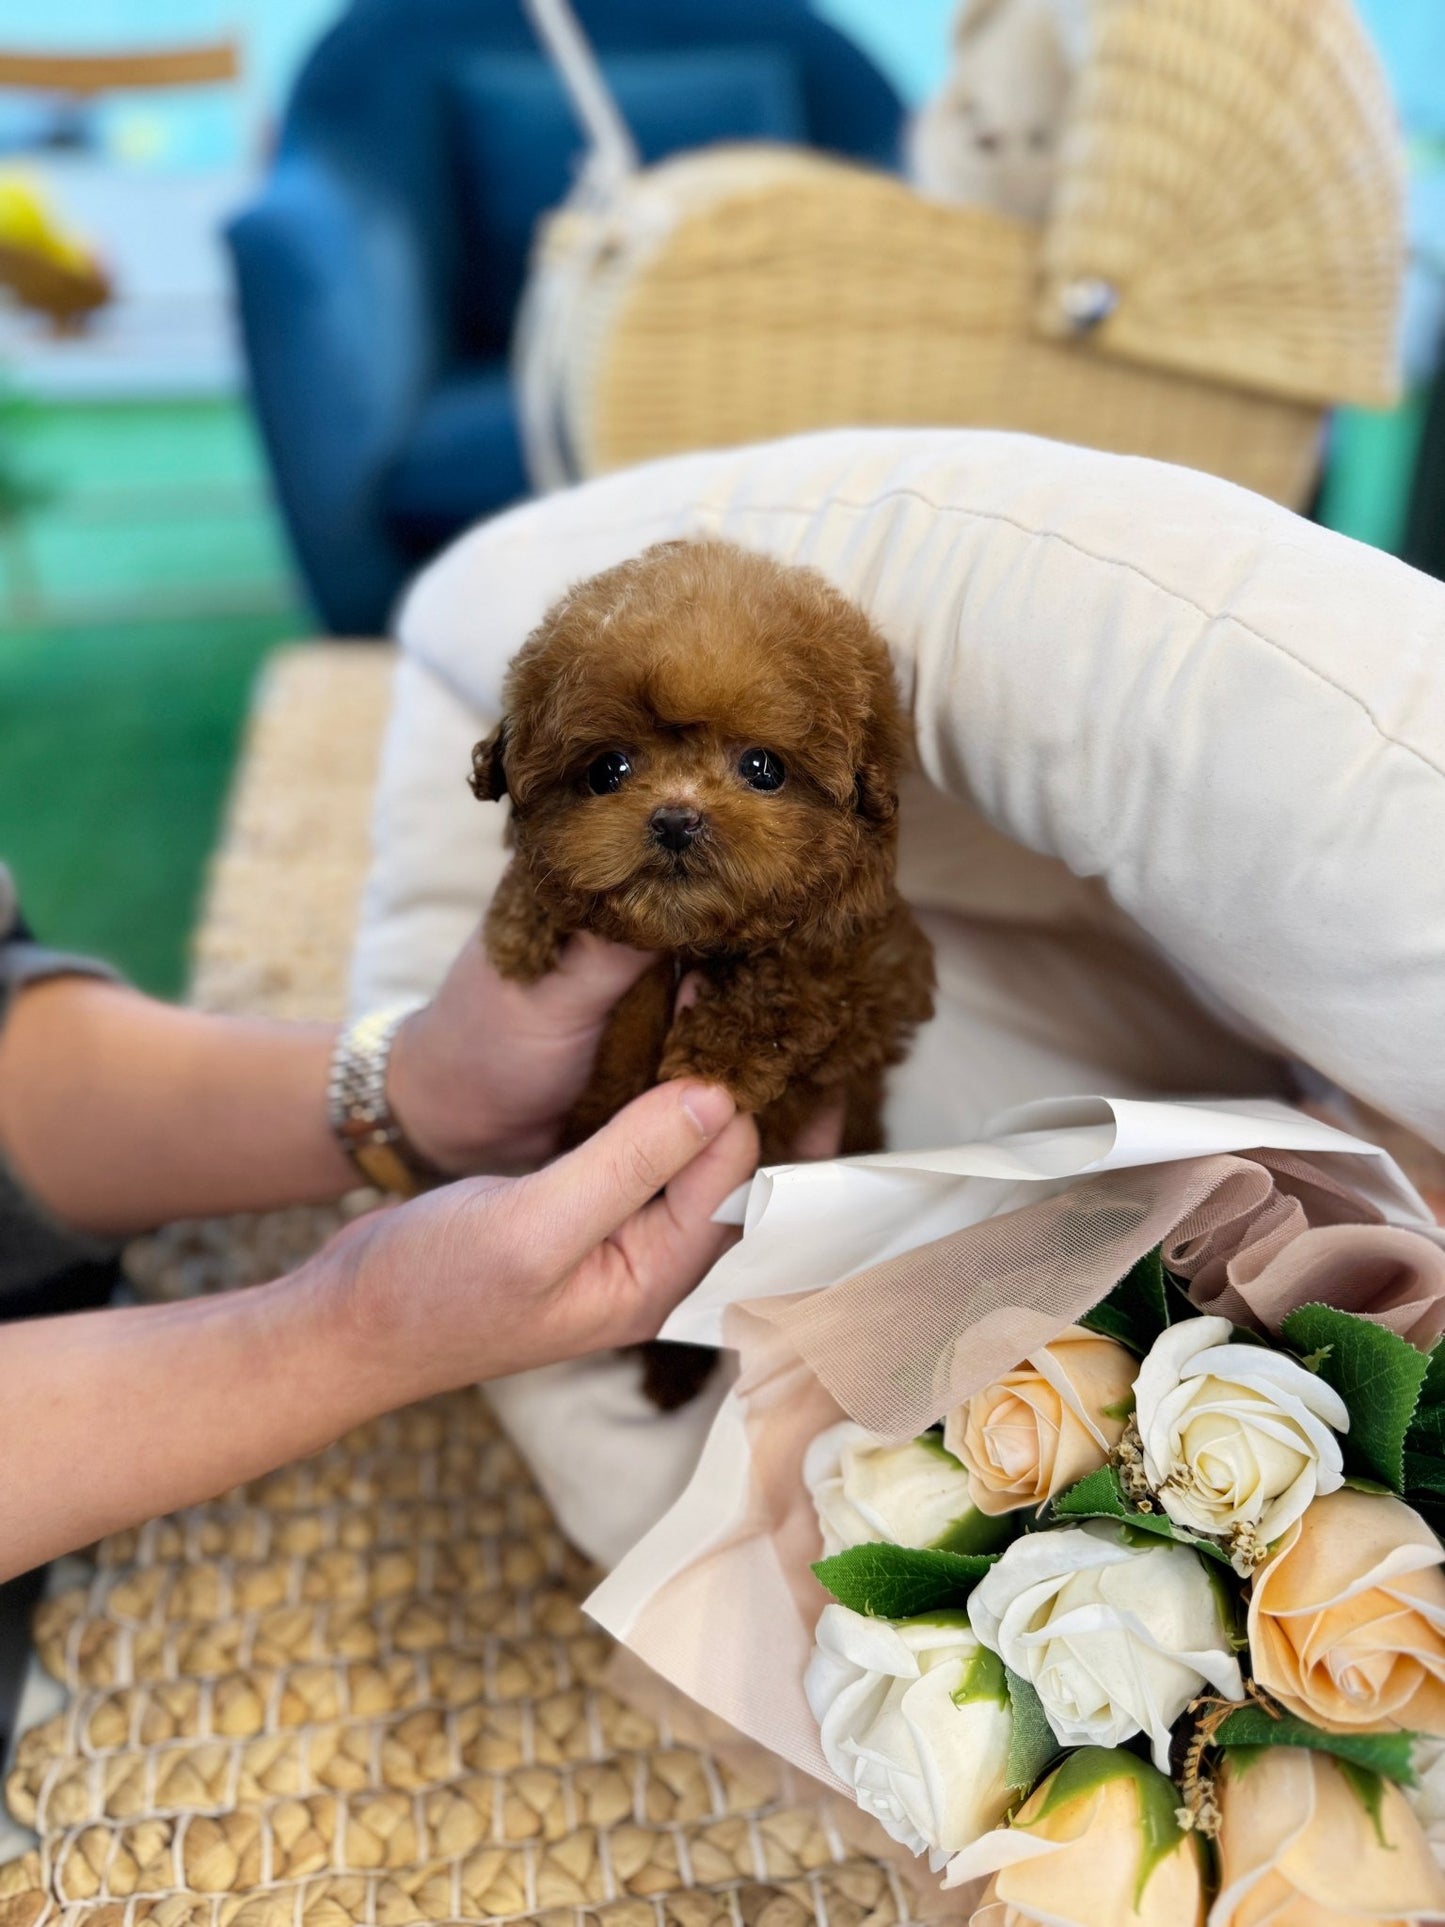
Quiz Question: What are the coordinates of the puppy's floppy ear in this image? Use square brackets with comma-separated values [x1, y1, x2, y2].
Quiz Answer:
[852, 655, 908, 828]
[470, 723, 509, 802]
[853, 759, 898, 828]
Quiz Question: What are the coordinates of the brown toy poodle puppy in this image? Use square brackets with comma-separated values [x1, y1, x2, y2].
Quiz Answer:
[472, 539, 935, 1403]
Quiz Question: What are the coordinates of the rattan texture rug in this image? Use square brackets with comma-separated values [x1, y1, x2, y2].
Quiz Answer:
[0, 647, 911, 1927]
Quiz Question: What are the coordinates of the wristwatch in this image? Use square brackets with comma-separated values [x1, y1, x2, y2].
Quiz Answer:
[327, 1005, 445, 1197]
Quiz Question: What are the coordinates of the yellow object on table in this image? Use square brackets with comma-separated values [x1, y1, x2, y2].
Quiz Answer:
[0, 171, 109, 327]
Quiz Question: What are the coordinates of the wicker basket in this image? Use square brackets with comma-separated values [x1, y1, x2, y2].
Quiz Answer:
[518, 0, 1404, 510]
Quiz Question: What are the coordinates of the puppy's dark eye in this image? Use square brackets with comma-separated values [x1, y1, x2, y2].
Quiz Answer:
[586, 751, 633, 794]
[738, 748, 785, 792]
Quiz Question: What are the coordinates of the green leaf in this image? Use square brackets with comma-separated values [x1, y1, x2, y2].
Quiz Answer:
[1080, 1247, 1174, 1355]
[1408, 1404, 1445, 1455]
[1003, 1669, 1059, 1794]
[1402, 1451, 1445, 1519]
[1407, 1341, 1445, 1461]
[1050, 1466, 1232, 1564]
[1338, 1761, 1391, 1846]
[1401, 1453, 1445, 1536]
[1051, 1465, 1128, 1517]
[1405, 1449, 1445, 1496]
[1214, 1705, 1418, 1786]
[1281, 1304, 1429, 1490]
[1420, 1341, 1445, 1410]
[811, 1543, 998, 1619]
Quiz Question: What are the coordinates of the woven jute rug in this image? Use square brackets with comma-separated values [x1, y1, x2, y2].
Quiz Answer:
[0, 646, 911, 1927]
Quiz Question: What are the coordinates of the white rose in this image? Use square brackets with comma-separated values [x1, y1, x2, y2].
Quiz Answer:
[804, 1421, 1001, 1556]
[968, 1523, 1244, 1771]
[804, 1602, 1014, 1863]
[1134, 1316, 1347, 1560]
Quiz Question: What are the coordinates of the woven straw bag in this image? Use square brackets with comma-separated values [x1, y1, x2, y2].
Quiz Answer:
[516, 0, 1404, 509]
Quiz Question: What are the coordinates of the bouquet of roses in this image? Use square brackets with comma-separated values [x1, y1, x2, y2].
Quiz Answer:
[591, 1099, 1445, 1927]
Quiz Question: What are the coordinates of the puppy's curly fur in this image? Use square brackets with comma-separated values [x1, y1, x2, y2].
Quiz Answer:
[472, 540, 935, 1403]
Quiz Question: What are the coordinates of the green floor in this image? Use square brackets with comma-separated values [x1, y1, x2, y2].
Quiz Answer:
[0, 399, 306, 998]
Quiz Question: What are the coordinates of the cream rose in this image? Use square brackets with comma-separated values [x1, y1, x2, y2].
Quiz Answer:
[1211, 1746, 1445, 1926]
[945, 1747, 1203, 1927]
[968, 1523, 1243, 1770]
[1407, 1737, 1445, 1870]
[804, 1603, 1013, 1863]
[943, 1326, 1137, 1516]
[804, 1422, 1003, 1556]
[1134, 1314, 1347, 1561]
[1248, 1486, 1445, 1734]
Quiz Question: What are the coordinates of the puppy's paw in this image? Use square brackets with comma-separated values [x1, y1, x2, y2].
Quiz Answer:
[485, 922, 559, 984]
[658, 1038, 790, 1112]
[484, 866, 563, 983]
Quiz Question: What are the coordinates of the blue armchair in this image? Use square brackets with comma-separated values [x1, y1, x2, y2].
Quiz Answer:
[227, 0, 903, 633]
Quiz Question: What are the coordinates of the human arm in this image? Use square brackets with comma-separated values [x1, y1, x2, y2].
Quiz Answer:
[0, 931, 657, 1238]
[0, 976, 354, 1235]
[0, 1078, 753, 1582]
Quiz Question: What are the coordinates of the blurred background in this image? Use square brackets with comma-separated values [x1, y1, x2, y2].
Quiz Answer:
[0, 0, 1441, 999]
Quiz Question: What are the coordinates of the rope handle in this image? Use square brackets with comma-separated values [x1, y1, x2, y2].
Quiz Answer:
[520, 0, 639, 188]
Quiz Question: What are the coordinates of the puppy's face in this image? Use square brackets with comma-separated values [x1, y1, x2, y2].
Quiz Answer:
[473, 541, 907, 953]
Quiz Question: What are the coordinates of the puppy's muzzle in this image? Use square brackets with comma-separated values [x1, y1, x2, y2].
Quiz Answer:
[649, 805, 704, 855]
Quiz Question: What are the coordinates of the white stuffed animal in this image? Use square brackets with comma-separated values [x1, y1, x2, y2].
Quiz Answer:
[907, 0, 1090, 223]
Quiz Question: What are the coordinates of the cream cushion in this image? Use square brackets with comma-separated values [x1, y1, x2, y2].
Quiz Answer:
[351, 427, 1445, 1562]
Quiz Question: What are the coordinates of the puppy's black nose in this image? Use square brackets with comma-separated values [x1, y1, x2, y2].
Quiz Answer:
[650, 805, 703, 853]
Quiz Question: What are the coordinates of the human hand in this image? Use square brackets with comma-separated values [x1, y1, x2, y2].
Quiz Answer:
[323, 1079, 757, 1401]
[386, 928, 657, 1175]
[387, 934, 847, 1180]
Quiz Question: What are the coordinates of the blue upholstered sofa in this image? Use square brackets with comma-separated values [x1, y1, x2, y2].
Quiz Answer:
[227, 0, 903, 633]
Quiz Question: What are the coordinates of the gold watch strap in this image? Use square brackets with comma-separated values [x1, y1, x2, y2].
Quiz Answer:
[327, 1006, 444, 1198]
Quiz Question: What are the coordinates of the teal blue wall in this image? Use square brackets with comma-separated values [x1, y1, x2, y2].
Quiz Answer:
[11, 1, 1444, 133]
[1354, 0, 1445, 140]
[812, 0, 954, 106]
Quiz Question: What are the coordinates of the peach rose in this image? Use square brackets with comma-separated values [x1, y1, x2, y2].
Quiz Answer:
[943, 1326, 1136, 1516]
[1248, 1487, 1445, 1734]
[1406, 1736, 1445, 1870]
[945, 1747, 1204, 1926]
[1211, 1746, 1445, 1926]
